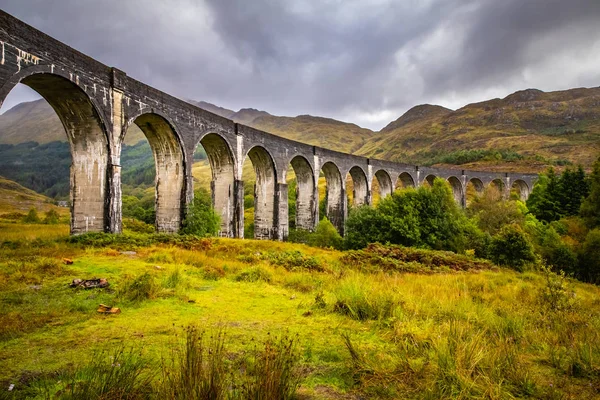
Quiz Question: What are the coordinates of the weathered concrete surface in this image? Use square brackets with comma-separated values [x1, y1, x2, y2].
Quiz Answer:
[0, 11, 538, 238]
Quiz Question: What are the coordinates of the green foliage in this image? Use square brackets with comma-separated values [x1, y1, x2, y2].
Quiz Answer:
[123, 218, 155, 234]
[580, 157, 600, 229]
[266, 251, 324, 272]
[527, 166, 590, 223]
[422, 148, 524, 166]
[489, 224, 536, 270]
[42, 209, 60, 224]
[342, 243, 494, 274]
[236, 334, 301, 400]
[234, 267, 273, 283]
[344, 179, 478, 253]
[180, 188, 220, 237]
[119, 273, 159, 303]
[308, 217, 343, 249]
[539, 266, 576, 313]
[577, 229, 600, 284]
[52, 347, 153, 400]
[22, 208, 40, 223]
[333, 277, 401, 321]
[467, 186, 524, 235]
[159, 326, 227, 400]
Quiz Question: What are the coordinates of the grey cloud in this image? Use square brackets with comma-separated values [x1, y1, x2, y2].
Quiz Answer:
[1, 0, 599, 129]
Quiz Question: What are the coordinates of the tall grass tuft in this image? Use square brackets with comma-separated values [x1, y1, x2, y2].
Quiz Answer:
[119, 273, 159, 303]
[159, 326, 228, 400]
[53, 346, 153, 400]
[235, 333, 301, 400]
[332, 275, 402, 321]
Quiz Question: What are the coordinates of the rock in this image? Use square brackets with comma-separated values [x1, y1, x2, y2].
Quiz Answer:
[120, 251, 137, 256]
[97, 304, 121, 314]
[28, 285, 42, 290]
[70, 278, 109, 289]
[290, 295, 297, 300]
[63, 258, 73, 265]
[154, 265, 162, 270]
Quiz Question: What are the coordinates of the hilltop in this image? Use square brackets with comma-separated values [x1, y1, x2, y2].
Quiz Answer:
[357, 87, 600, 172]
[0, 175, 65, 214]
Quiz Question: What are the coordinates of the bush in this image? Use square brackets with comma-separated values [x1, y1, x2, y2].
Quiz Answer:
[181, 188, 220, 237]
[489, 224, 536, 270]
[267, 251, 324, 272]
[119, 273, 159, 302]
[344, 179, 478, 253]
[308, 218, 343, 249]
[23, 208, 41, 223]
[234, 267, 272, 283]
[578, 229, 600, 284]
[43, 209, 60, 224]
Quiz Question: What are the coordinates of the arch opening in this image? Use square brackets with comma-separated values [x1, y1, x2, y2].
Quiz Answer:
[192, 133, 235, 237]
[320, 162, 344, 233]
[447, 176, 464, 205]
[123, 113, 185, 233]
[287, 156, 316, 231]
[347, 166, 369, 208]
[511, 179, 530, 201]
[373, 169, 393, 205]
[396, 172, 415, 190]
[424, 174, 436, 187]
[244, 146, 277, 240]
[490, 178, 505, 194]
[0, 75, 109, 234]
[466, 178, 484, 206]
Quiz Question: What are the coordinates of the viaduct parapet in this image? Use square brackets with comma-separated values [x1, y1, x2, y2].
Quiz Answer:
[0, 11, 537, 238]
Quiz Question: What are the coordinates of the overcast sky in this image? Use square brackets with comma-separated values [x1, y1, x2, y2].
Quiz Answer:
[1, 0, 599, 130]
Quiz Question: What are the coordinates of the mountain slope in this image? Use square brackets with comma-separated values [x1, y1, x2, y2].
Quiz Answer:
[357, 87, 600, 172]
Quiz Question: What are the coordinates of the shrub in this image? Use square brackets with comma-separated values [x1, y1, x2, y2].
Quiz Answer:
[234, 267, 272, 283]
[344, 206, 389, 250]
[286, 228, 311, 245]
[489, 224, 536, 270]
[539, 266, 576, 313]
[577, 229, 600, 284]
[119, 273, 159, 302]
[267, 251, 323, 272]
[181, 188, 220, 237]
[23, 208, 41, 223]
[43, 209, 60, 224]
[341, 243, 493, 274]
[308, 218, 343, 249]
[123, 218, 155, 234]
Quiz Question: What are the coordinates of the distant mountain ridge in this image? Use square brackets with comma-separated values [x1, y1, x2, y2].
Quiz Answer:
[1, 86, 599, 173]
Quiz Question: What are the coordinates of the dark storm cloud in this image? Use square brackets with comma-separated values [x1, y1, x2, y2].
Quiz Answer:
[1, 0, 599, 129]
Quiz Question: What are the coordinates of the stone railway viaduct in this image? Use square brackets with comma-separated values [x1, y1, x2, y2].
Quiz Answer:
[0, 11, 537, 239]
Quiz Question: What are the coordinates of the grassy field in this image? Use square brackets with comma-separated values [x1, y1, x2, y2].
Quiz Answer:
[1, 223, 599, 399]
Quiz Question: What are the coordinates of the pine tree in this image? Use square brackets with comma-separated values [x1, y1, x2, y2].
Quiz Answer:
[580, 158, 600, 229]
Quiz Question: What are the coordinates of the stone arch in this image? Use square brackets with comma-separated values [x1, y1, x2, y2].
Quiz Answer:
[396, 172, 416, 189]
[490, 178, 505, 192]
[511, 179, 530, 201]
[468, 178, 484, 193]
[348, 166, 369, 207]
[245, 146, 278, 239]
[447, 176, 464, 205]
[424, 174, 437, 186]
[288, 155, 316, 231]
[374, 170, 393, 199]
[194, 132, 236, 237]
[321, 161, 344, 234]
[124, 113, 185, 233]
[0, 72, 109, 234]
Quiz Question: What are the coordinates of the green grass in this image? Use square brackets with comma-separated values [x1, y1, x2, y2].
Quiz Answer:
[0, 224, 599, 398]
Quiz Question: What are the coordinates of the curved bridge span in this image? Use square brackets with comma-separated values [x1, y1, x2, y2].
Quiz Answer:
[0, 11, 537, 238]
